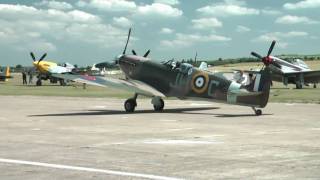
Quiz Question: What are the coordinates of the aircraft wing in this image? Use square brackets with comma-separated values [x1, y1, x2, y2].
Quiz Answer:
[52, 73, 165, 97]
[291, 70, 320, 83]
[232, 69, 260, 74]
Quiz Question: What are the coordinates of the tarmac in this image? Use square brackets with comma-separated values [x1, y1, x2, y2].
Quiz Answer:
[0, 95, 320, 179]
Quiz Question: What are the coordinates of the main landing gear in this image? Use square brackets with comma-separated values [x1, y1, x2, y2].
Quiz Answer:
[252, 107, 262, 116]
[124, 94, 165, 113]
[124, 94, 138, 112]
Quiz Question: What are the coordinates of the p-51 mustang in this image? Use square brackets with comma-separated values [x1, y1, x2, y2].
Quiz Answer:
[54, 29, 274, 115]
[30, 52, 75, 86]
[248, 41, 320, 89]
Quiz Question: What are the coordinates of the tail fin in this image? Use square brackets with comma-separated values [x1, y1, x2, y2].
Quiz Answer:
[5, 66, 10, 81]
[5, 66, 10, 77]
[254, 67, 272, 107]
[236, 68, 272, 108]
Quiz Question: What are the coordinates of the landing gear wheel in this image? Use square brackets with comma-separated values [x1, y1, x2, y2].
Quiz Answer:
[255, 109, 262, 116]
[36, 79, 42, 86]
[314, 84, 317, 88]
[252, 107, 262, 116]
[153, 98, 164, 111]
[124, 99, 137, 112]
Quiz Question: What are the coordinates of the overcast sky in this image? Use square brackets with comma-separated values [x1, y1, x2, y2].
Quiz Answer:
[0, 0, 319, 66]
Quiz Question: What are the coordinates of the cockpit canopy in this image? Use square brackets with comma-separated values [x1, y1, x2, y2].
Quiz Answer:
[162, 60, 193, 74]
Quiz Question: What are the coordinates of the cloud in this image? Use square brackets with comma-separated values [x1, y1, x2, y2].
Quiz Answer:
[35, 0, 73, 10]
[197, 0, 259, 17]
[136, 3, 183, 18]
[0, 4, 128, 52]
[113, 17, 133, 27]
[253, 31, 309, 48]
[275, 15, 318, 24]
[161, 33, 231, 48]
[76, 0, 136, 12]
[236, 25, 251, 33]
[261, 9, 282, 15]
[160, 28, 174, 34]
[191, 18, 222, 30]
[154, 0, 180, 5]
[284, 0, 320, 10]
[77, 0, 182, 18]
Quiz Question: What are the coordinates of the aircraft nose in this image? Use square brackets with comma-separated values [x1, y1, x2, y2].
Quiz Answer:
[118, 55, 140, 66]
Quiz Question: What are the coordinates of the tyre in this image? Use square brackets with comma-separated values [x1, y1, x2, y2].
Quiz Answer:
[124, 99, 136, 112]
[255, 109, 262, 116]
[153, 98, 164, 111]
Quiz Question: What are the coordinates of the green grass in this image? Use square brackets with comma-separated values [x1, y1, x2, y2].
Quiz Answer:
[0, 74, 131, 98]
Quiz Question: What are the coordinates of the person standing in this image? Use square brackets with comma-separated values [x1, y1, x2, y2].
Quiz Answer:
[28, 71, 33, 84]
[22, 71, 27, 85]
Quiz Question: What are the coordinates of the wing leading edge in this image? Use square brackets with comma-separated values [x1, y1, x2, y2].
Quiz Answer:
[52, 73, 165, 97]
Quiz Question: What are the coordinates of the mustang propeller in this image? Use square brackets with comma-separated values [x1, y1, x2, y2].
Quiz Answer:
[30, 52, 47, 65]
[251, 40, 280, 68]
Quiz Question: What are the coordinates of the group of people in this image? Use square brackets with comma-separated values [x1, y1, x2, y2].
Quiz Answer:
[22, 71, 34, 85]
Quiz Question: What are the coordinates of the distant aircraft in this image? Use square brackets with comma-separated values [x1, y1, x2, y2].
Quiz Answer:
[29, 52, 75, 86]
[54, 28, 274, 115]
[249, 41, 320, 89]
[0, 66, 11, 82]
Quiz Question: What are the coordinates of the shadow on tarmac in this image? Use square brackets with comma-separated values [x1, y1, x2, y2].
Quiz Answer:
[29, 107, 273, 118]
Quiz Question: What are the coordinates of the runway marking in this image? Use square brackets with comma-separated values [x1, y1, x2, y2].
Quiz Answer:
[0, 158, 183, 180]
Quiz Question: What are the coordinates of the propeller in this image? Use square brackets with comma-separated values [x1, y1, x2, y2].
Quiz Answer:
[120, 28, 151, 58]
[30, 52, 47, 64]
[29, 52, 48, 72]
[122, 28, 131, 55]
[250, 40, 280, 68]
[143, 49, 150, 58]
[30, 52, 36, 62]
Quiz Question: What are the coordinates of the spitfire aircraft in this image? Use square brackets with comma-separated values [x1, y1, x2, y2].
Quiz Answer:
[0, 66, 11, 82]
[242, 41, 320, 89]
[54, 28, 274, 115]
[29, 52, 75, 86]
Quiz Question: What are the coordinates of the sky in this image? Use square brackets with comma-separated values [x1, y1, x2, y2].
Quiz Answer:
[0, 0, 319, 66]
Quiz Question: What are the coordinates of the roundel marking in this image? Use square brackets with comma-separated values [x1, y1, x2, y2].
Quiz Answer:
[191, 72, 209, 94]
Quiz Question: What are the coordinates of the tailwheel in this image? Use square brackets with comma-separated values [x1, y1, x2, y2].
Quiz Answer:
[152, 97, 164, 112]
[252, 107, 262, 116]
[124, 99, 137, 112]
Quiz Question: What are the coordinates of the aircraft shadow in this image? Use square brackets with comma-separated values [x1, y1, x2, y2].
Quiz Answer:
[29, 107, 218, 117]
[29, 107, 272, 117]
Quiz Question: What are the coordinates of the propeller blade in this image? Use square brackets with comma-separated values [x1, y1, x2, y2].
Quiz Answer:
[143, 49, 150, 58]
[251, 52, 263, 59]
[132, 50, 137, 55]
[267, 40, 276, 56]
[39, 53, 47, 61]
[122, 28, 131, 55]
[30, 52, 36, 61]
